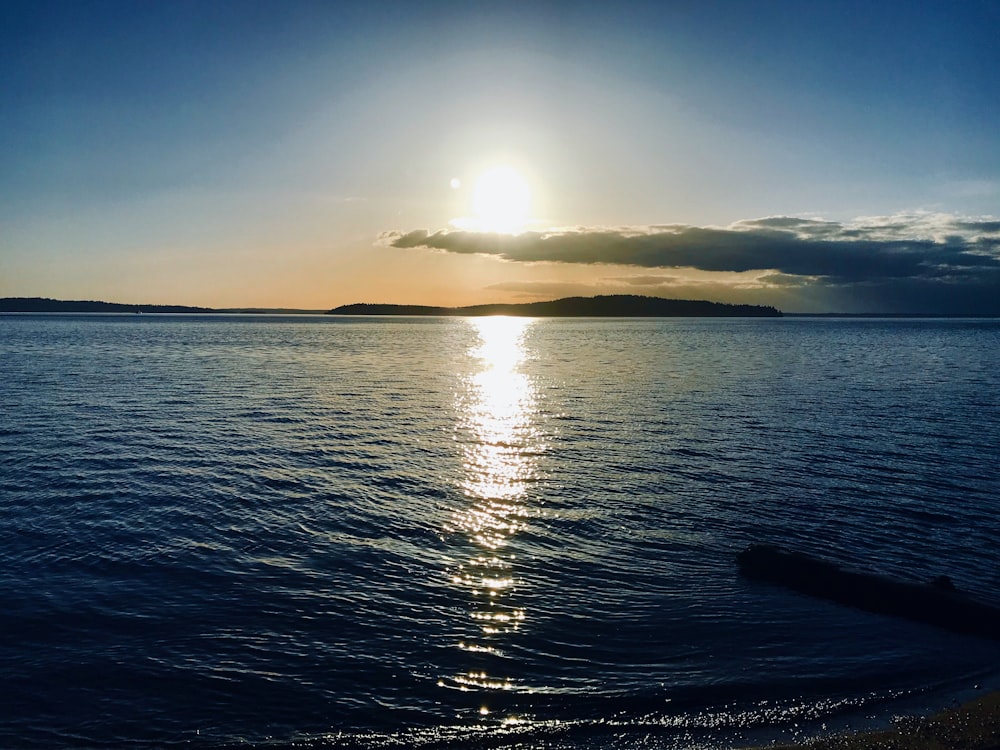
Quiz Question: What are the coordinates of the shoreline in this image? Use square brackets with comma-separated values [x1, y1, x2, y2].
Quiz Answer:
[743, 689, 1000, 749]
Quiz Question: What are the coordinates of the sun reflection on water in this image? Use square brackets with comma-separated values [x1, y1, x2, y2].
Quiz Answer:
[442, 317, 540, 705]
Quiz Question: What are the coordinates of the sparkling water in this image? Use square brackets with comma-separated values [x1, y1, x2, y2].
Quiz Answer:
[2, 314, 998, 748]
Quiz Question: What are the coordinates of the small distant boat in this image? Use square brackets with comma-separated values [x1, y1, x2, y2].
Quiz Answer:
[738, 543, 1000, 640]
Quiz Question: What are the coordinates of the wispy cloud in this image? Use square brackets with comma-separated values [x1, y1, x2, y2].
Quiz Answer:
[380, 213, 1000, 313]
[484, 280, 603, 298]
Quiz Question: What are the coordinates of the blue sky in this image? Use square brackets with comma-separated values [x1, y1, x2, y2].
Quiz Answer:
[2, 0, 998, 312]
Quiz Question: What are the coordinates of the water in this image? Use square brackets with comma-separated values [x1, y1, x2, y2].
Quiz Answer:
[2, 314, 999, 749]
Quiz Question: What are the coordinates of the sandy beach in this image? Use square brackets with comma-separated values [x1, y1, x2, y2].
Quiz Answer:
[746, 690, 1000, 750]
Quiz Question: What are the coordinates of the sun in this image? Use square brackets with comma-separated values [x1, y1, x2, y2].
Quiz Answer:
[471, 166, 531, 233]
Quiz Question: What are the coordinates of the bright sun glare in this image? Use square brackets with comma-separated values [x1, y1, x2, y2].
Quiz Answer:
[471, 166, 531, 234]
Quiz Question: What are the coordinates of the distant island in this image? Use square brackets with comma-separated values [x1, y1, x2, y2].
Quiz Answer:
[328, 295, 783, 317]
[0, 298, 214, 314]
[0, 298, 323, 314]
[0, 295, 781, 317]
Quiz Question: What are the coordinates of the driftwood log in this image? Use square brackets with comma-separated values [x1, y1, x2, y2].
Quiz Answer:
[737, 544, 1000, 640]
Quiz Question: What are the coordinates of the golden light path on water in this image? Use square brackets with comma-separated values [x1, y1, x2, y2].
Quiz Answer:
[441, 317, 540, 710]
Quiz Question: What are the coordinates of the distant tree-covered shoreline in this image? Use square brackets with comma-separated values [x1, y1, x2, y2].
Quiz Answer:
[0, 297, 213, 314]
[0, 295, 782, 317]
[0, 298, 322, 314]
[327, 295, 783, 317]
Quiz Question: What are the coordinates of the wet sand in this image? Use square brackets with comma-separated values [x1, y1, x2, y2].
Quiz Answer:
[745, 690, 1000, 749]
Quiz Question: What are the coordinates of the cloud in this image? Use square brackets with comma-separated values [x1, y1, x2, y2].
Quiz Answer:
[486, 273, 801, 300]
[484, 280, 602, 298]
[953, 220, 1000, 234]
[755, 273, 817, 288]
[380, 213, 1000, 313]
[381, 214, 1000, 284]
[607, 274, 684, 287]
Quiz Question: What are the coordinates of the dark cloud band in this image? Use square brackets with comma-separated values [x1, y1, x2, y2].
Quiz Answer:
[380, 215, 1000, 284]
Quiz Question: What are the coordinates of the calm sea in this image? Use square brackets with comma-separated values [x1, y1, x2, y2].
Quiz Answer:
[2, 314, 999, 749]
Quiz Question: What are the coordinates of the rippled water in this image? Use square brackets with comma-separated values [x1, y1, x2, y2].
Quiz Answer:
[2, 314, 999, 749]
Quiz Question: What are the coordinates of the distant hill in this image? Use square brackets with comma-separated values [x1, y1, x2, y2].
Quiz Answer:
[327, 295, 782, 317]
[0, 298, 323, 314]
[1, 295, 781, 317]
[0, 297, 214, 314]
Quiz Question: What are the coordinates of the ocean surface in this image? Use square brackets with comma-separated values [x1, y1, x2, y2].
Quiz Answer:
[2, 314, 999, 749]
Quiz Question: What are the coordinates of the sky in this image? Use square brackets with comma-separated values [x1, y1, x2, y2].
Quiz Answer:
[2, 0, 999, 313]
